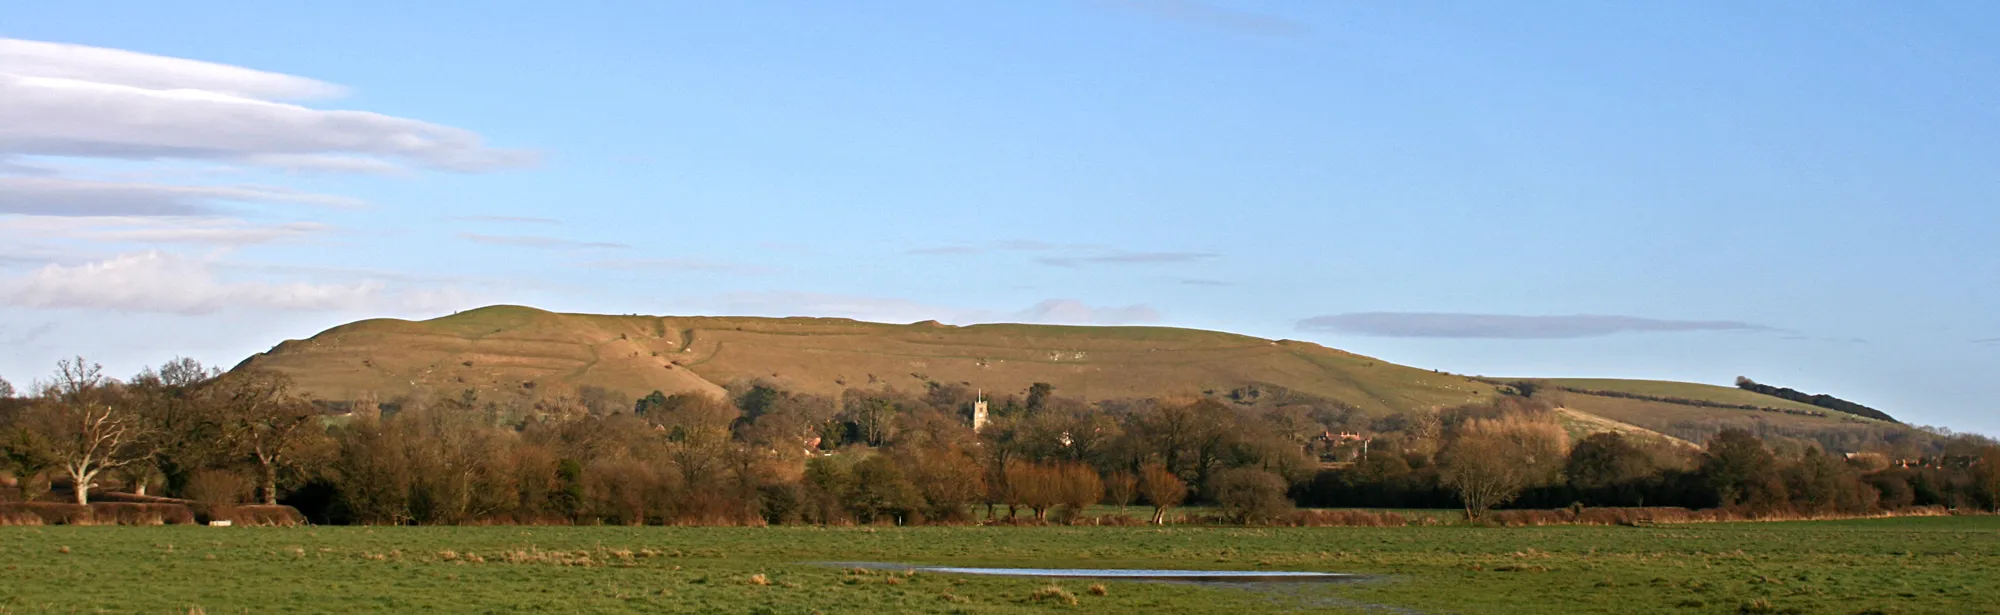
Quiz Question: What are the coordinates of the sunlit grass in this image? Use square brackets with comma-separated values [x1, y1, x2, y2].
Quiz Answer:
[2, 516, 1994, 614]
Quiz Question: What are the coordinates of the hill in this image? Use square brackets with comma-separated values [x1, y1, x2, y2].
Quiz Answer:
[236, 305, 1498, 415]
[236, 306, 1906, 450]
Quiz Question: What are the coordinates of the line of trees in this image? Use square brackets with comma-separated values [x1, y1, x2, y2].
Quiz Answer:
[1736, 376, 1898, 423]
[1303, 402, 2000, 518]
[3, 357, 1997, 525]
[0, 358, 321, 507]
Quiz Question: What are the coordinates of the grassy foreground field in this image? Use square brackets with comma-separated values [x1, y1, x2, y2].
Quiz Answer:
[4, 517, 1996, 614]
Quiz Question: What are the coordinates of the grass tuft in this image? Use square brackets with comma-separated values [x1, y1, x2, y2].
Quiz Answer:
[1029, 584, 1078, 606]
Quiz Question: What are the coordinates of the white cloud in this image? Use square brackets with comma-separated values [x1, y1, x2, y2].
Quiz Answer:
[0, 37, 532, 173]
[0, 39, 345, 100]
[0, 251, 463, 314]
[238, 153, 406, 175]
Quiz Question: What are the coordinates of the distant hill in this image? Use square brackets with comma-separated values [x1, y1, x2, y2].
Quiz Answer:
[236, 306, 1909, 450]
[236, 305, 1495, 415]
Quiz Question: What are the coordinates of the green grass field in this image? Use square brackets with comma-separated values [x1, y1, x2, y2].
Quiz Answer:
[5, 516, 1996, 614]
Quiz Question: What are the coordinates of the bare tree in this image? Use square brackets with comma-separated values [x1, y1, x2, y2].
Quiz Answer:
[1005, 460, 1061, 521]
[1104, 470, 1137, 511]
[1437, 415, 1570, 519]
[33, 357, 150, 505]
[1054, 463, 1103, 523]
[155, 357, 220, 388]
[211, 370, 322, 505]
[0, 375, 15, 399]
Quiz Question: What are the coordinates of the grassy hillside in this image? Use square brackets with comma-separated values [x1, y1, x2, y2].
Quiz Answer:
[238, 306, 1909, 448]
[1543, 378, 1835, 415]
[1551, 407, 1697, 448]
[239, 305, 1498, 415]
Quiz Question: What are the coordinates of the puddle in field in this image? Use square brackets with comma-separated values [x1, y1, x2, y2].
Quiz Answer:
[821, 563, 1418, 612]
[823, 562, 1362, 583]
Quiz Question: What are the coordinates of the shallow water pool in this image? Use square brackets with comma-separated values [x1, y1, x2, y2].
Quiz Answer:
[826, 563, 1357, 583]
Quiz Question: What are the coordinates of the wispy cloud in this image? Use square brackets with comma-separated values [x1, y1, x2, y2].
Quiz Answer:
[1039, 251, 1217, 267]
[577, 258, 775, 275]
[459, 233, 627, 250]
[0, 321, 57, 346]
[1, 38, 533, 172]
[1297, 312, 1775, 339]
[1974, 338, 2000, 346]
[1100, 0, 1310, 38]
[0, 155, 57, 176]
[447, 215, 562, 225]
[239, 153, 407, 175]
[0, 176, 365, 216]
[0, 250, 464, 314]
[0, 216, 333, 246]
[1181, 278, 1231, 286]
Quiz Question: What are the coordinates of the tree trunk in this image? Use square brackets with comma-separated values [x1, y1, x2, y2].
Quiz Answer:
[263, 462, 279, 506]
[71, 470, 90, 505]
[1151, 506, 1167, 525]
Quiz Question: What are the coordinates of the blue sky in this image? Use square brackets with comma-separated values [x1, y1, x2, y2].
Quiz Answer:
[2, 1, 1997, 433]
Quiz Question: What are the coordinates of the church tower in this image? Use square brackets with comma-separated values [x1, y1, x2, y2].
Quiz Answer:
[972, 390, 989, 432]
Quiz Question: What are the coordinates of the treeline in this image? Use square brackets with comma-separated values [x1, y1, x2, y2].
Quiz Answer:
[1736, 377, 1897, 423]
[2, 357, 1996, 527]
[1304, 404, 2000, 518]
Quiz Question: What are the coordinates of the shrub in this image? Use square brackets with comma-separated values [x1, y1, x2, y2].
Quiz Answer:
[89, 502, 197, 525]
[185, 470, 250, 511]
[212, 505, 307, 526]
[1288, 509, 1408, 527]
[1209, 468, 1293, 524]
[1137, 464, 1186, 525]
[0, 502, 92, 525]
